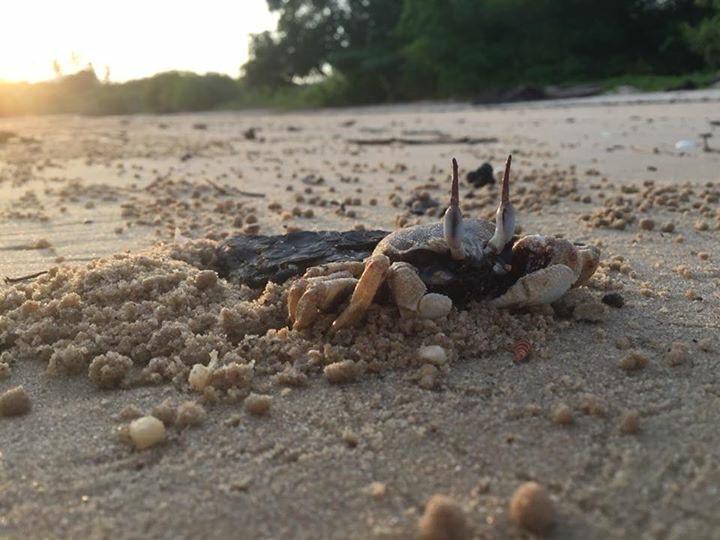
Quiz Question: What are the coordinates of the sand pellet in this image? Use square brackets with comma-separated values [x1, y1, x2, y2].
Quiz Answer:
[418, 494, 468, 540]
[324, 360, 361, 384]
[0, 386, 32, 417]
[666, 342, 689, 366]
[417, 345, 447, 366]
[188, 364, 211, 391]
[619, 351, 649, 372]
[244, 393, 272, 415]
[88, 352, 133, 389]
[551, 403, 573, 425]
[619, 410, 640, 434]
[129, 416, 166, 449]
[509, 482, 556, 534]
[176, 401, 207, 427]
[151, 400, 177, 426]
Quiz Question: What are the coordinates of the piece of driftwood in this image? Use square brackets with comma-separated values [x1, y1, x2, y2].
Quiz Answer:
[204, 179, 266, 198]
[214, 229, 389, 288]
[347, 136, 498, 146]
[4, 270, 48, 284]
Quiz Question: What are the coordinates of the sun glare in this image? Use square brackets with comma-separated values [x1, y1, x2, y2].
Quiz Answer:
[0, 0, 277, 83]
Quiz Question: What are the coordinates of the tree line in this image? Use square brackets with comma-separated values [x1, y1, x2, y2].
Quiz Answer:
[1, 0, 718, 116]
[243, 0, 720, 103]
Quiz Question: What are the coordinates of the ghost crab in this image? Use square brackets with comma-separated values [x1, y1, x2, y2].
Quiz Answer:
[288, 155, 600, 331]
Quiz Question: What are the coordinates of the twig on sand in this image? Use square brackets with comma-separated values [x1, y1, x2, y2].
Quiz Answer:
[347, 136, 499, 146]
[4, 270, 48, 284]
[204, 179, 265, 198]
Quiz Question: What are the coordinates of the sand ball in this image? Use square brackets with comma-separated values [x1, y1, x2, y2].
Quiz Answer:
[129, 416, 166, 450]
[418, 494, 468, 540]
[244, 393, 272, 415]
[509, 481, 555, 534]
[0, 386, 32, 417]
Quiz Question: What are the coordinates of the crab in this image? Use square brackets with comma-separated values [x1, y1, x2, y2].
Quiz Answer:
[288, 155, 600, 331]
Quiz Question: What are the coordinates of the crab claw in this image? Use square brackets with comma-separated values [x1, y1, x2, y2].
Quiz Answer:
[490, 235, 600, 308]
[487, 154, 516, 255]
[443, 157, 465, 260]
[491, 265, 576, 308]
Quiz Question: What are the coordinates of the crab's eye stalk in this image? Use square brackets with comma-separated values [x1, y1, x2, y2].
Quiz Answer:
[487, 154, 516, 254]
[443, 157, 465, 260]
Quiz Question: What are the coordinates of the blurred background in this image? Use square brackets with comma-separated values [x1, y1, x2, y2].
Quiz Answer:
[1, 0, 719, 116]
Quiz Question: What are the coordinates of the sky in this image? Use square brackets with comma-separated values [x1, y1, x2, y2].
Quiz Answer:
[0, 0, 277, 83]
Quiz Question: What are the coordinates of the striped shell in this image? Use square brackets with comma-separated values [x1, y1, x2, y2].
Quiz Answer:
[513, 339, 532, 362]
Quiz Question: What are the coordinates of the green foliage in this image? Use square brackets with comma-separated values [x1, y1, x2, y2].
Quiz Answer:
[142, 72, 239, 113]
[0, 70, 241, 116]
[684, 0, 720, 67]
[243, 0, 717, 104]
[2, 1, 719, 116]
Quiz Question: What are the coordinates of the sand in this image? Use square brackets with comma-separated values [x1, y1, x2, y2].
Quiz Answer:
[0, 92, 719, 539]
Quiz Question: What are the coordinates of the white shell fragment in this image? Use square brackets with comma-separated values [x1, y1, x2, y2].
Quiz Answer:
[417, 345, 448, 366]
[129, 416, 166, 450]
[674, 139, 697, 151]
[418, 293, 452, 319]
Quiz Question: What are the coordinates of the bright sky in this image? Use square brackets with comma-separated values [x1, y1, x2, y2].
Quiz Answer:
[0, 0, 277, 83]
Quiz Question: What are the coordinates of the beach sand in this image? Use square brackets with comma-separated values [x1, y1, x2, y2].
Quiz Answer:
[1, 93, 719, 539]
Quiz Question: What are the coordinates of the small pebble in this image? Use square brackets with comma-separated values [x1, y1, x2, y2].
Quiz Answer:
[418, 494, 468, 540]
[0, 386, 32, 417]
[128, 416, 166, 450]
[660, 222, 675, 233]
[601, 293, 624, 308]
[244, 393, 272, 415]
[509, 482, 555, 535]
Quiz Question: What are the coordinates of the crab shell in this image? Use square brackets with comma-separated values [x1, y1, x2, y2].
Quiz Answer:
[372, 219, 600, 308]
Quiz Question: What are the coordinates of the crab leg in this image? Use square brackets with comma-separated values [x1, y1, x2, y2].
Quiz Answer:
[386, 262, 453, 319]
[487, 154, 516, 255]
[288, 271, 356, 324]
[303, 261, 365, 279]
[387, 262, 427, 316]
[443, 157, 465, 260]
[292, 276, 359, 330]
[331, 254, 390, 331]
